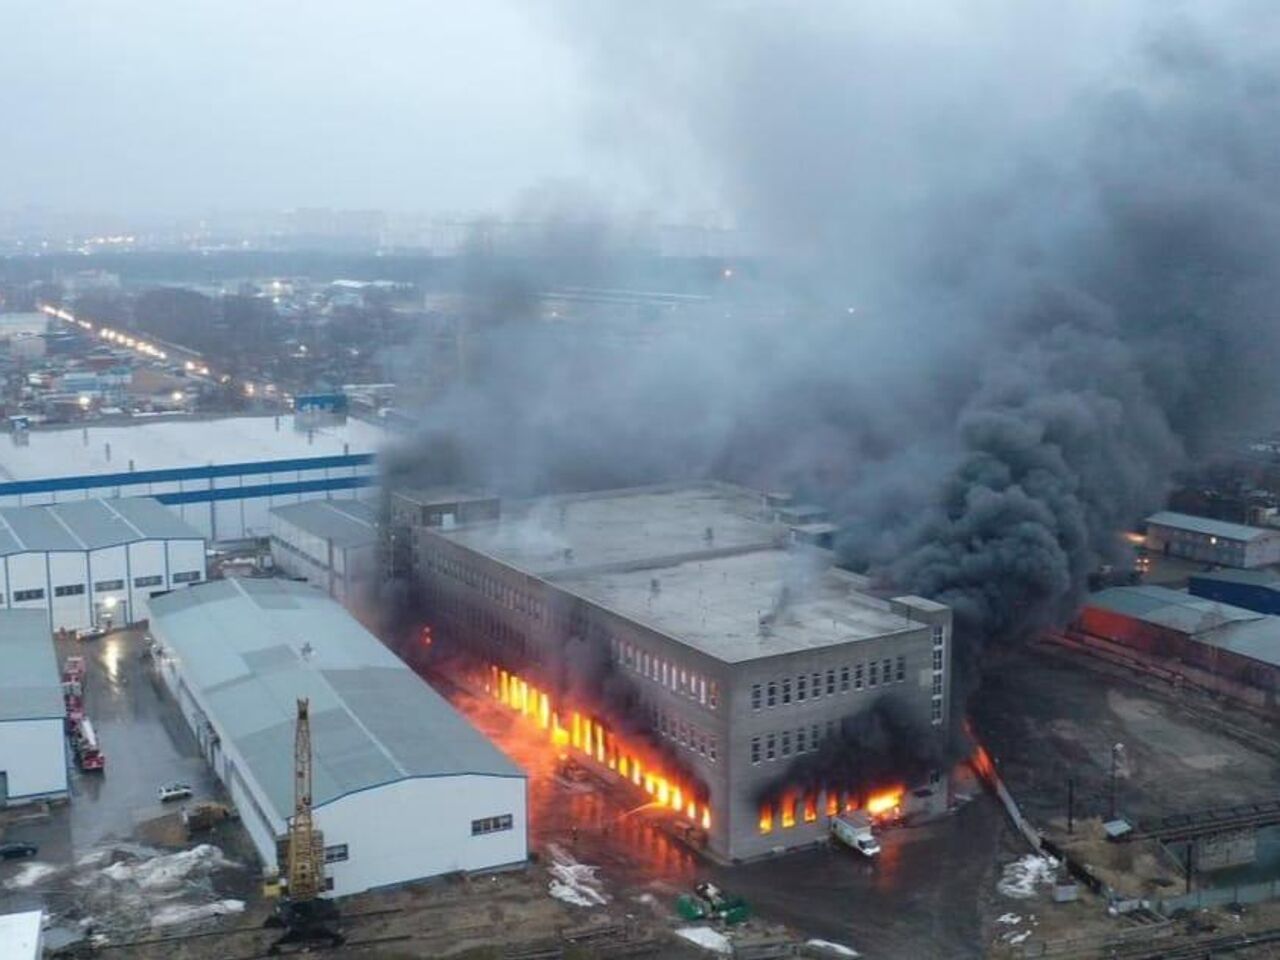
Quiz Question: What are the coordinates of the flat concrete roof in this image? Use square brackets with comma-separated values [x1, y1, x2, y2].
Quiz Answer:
[557, 547, 922, 662]
[0, 609, 63, 722]
[439, 483, 781, 577]
[150, 579, 521, 823]
[0, 415, 385, 482]
[271, 498, 377, 550]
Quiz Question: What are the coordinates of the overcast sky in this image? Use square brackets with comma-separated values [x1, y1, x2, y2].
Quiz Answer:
[0, 1, 643, 217]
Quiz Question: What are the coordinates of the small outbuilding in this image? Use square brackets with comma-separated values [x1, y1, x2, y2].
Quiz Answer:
[0, 610, 68, 805]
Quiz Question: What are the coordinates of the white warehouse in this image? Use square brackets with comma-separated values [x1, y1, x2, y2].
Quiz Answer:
[0, 610, 69, 806]
[150, 578, 527, 897]
[0, 497, 206, 632]
[269, 499, 377, 605]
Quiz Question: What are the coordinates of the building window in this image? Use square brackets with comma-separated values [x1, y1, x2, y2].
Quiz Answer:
[895, 655, 906, 682]
[854, 663, 864, 690]
[932, 624, 944, 647]
[323, 844, 349, 863]
[811, 722, 820, 747]
[54, 584, 86, 597]
[94, 579, 124, 592]
[709, 737, 718, 762]
[796, 675, 807, 702]
[811, 671, 822, 699]
[13, 588, 44, 602]
[932, 673, 944, 696]
[826, 669, 836, 696]
[869, 661, 878, 687]
[797, 727, 807, 753]
[709, 682, 719, 709]
[882, 659, 892, 682]
[751, 737, 761, 764]
[134, 575, 163, 588]
[781, 731, 792, 757]
[767, 681, 777, 708]
[932, 649, 944, 671]
[751, 683, 762, 711]
[931, 697, 943, 724]
[471, 814, 514, 836]
[840, 666, 850, 692]
[766, 734, 776, 761]
[172, 571, 202, 584]
[781, 678, 792, 705]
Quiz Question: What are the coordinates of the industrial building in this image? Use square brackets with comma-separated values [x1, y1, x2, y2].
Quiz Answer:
[1144, 511, 1280, 569]
[1078, 585, 1280, 710]
[403, 482, 951, 862]
[150, 578, 527, 896]
[0, 415, 382, 541]
[1188, 569, 1280, 615]
[0, 610, 68, 806]
[0, 496, 205, 632]
[269, 498, 377, 603]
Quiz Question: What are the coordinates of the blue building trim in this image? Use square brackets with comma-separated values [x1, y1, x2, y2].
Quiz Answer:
[154, 475, 374, 506]
[0, 453, 376, 497]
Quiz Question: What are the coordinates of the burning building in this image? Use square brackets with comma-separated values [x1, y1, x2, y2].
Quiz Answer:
[395, 482, 951, 861]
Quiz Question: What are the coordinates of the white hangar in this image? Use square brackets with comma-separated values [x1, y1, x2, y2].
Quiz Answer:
[149, 578, 527, 897]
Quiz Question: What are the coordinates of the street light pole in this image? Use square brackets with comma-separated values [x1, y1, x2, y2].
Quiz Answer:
[1109, 743, 1125, 820]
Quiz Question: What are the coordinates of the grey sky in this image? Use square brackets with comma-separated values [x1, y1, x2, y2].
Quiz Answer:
[1, 1, 610, 216]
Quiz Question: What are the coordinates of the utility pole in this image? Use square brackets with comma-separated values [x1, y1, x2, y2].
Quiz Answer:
[1109, 743, 1125, 821]
[1067, 777, 1075, 835]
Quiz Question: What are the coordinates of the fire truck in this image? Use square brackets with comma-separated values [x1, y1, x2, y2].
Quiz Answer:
[72, 718, 105, 772]
[62, 656, 85, 732]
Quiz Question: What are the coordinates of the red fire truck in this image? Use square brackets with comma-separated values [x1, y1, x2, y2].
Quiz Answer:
[72, 718, 105, 772]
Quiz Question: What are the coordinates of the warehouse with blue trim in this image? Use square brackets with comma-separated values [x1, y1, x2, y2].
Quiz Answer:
[0, 415, 383, 542]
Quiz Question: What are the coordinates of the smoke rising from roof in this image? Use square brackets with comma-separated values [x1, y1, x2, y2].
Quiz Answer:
[386, 4, 1280, 708]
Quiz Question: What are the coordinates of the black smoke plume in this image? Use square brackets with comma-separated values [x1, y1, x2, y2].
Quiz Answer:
[383, 5, 1280, 742]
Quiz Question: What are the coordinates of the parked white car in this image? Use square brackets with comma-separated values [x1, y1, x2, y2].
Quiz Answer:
[158, 783, 194, 803]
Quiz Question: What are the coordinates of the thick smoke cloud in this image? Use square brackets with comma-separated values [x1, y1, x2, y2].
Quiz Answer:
[386, 3, 1280, 718]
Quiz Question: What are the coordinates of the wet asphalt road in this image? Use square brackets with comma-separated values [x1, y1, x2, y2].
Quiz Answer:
[448, 680, 1004, 960]
[0, 628, 226, 916]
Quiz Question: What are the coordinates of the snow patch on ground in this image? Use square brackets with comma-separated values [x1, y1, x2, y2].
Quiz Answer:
[151, 899, 245, 928]
[4, 862, 59, 889]
[100, 844, 233, 890]
[997, 854, 1057, 899]
[995, 913, 1022, 925]
[545, 844, 608, 907]
[675, 926, 732, 954]
[806, 938, 860, 956]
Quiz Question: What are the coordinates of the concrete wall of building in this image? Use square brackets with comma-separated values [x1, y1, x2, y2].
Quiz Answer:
[0, 718, 68, 804]
[0, 538, 204, 632]
[1147, 523, 1280, 569]
[415, 528, 951, 862]
[317, 775, 527, 897]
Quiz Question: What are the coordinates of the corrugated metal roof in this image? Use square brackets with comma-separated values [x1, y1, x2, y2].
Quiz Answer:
[1145, 511, 1276, 543]
[1089, 585, 1264, 635]
[0, 609, 64, 721]
[270, 499, 376, 551]
[149, 578, 521, 824]
[1189, 569, 1280, 590]
[0, 497, 202, 556]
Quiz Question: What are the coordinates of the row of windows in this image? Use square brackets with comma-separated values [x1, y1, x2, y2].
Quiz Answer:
[471, 814, 514, 836]
[615, 638, 719, 710]
[751, 656, 908, 711]
[931, 624, 946, 726]
[7, 572, 198, 605]
[751, 721, 840, 764]
[653, 704, 719, 762]
[429, 554, 546, 623]
[435, 590, 530, 662]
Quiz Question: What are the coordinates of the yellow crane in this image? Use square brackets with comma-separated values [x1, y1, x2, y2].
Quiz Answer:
[265, 698, 343, 953]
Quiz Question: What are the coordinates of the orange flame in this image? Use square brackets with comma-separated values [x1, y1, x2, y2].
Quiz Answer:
[486, 664, 709, 830]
